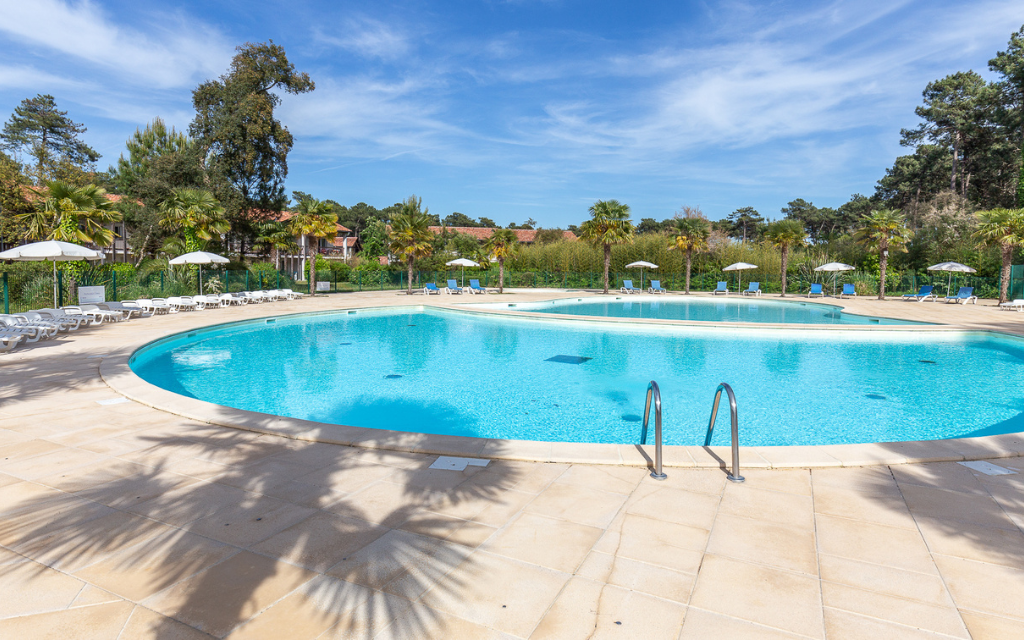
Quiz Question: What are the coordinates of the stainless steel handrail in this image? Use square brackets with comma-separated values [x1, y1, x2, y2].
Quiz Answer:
[641, 380, 667, 480]
[704, 382, 744, 483]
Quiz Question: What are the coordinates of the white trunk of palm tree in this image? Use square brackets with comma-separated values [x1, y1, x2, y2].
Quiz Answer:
[603, 244, 611, 294]
[685, 249, 693, 294]
[300, 234, 308, 278]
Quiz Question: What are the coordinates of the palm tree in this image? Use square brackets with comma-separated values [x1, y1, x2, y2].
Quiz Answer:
[158, 188, 228, 256]
[974, 207, 1024, 303]
[20, 181, 121, 245]
[19, 181, 121, 295]
[288, 197, 338, 292]
[854, 209, 914, 300]
[668, 217, 710, 294]
[764, 219, 807, 296]
[484, 228, 518, 293]
[255, 220, 298, 270]
[387, 196, 434, 294]
[579, 199, 634, 293]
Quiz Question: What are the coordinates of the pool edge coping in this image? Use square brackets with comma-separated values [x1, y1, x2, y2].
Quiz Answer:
[100, 302, 1024, 470]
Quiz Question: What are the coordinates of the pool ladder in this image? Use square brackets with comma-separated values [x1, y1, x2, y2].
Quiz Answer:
[641, 382, 667, 480]
[640, 381, 744, 483]
[705, 383, 744, 483]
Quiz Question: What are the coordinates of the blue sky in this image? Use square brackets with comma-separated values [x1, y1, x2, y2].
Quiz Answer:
[0, 1, 1021, 227]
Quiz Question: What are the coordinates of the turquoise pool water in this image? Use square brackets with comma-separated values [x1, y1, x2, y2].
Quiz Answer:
[473, 297, 921, 325]
[130, 308, 1023, 446]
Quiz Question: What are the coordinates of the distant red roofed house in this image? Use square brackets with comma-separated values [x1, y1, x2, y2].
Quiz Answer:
[272, 211, 353, 257]
[427, 227, 577, 243]
[269, 211, 355, 276]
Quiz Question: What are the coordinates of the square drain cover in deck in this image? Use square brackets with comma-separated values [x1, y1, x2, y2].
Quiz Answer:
[546, 355, 592, 364]
[959, 461, 1016, 476]
[429, 456, 490, 471]
[96, 397, 130, 405]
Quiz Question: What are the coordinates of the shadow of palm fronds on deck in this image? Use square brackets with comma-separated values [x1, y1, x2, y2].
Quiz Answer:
[0, 413, 522, 639]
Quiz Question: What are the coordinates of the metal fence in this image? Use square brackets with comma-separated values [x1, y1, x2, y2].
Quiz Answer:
[0, 268, 304, 314]
[1, 266, 1011, 315]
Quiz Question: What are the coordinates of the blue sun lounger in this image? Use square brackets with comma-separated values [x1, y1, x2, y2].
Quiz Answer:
[424, 283, 440, 295]
[620, 279, 639, 294]
[807, 283, 824, 298]
[469, 279, 487, 294]
[446, 279, 463, 294]
[903, 285, 935, 302]
[648, 280, 666, 294]
[945, 287, 977, 304]
[839, 283, 857, 298]
[742, 282, 761, 297]
[712, 281, 728, 295]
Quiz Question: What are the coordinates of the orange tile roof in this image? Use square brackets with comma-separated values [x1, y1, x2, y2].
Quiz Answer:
[274, 210, 351, 234]
[18, 185, 141, 206]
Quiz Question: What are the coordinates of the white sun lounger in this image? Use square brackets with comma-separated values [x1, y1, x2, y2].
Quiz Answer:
[97, 302, 151, 319]
[999, 299, 1024, 312]
[12, 311, 77, 332]
[218, 294, 246, 306]
[132, 299, 173, 314]
[0, 314, 62, 336]
[60, 305, 111, 324]
[67, 305, 125, 323]
[164, 297, 196, 311]
[0, 315, 61, 339]
[178, 296, 205, 310]
[32, 309, 85, 329]
[0, 317, 57, 342]
[0, 334, 21, 353]
[193, 295, 223, 308]
[37, 308, 101, 328]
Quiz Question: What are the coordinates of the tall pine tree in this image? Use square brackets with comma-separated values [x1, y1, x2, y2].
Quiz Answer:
[0, 94, 99, 183]
[190, 41, 314, 255]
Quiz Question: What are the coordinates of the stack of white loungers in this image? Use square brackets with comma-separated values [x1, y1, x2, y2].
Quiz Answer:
[0, 288, 307, 353]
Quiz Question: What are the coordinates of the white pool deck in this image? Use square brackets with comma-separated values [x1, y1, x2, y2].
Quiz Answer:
[1, 289, 1023, 638]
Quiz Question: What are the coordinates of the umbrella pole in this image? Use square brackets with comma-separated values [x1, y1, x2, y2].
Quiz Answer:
[200, 265, 204, 295]
[947, 273, 952, 298]
[53, 261, 57, 308]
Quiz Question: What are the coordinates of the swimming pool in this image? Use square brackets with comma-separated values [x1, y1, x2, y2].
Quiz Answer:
[130, 307, 1022, 447]
[473, 296, 921, 325]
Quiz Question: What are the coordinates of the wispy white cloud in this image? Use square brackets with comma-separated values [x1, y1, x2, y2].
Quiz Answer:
[511, 0, 1022, 174]
[281, 74, 472, 165]
[0, 0, 232, 89]
[0, 64, 79, 92]
[314, 16, 411, 61]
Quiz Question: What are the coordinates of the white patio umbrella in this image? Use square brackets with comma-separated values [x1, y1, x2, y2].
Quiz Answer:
[814, 262, 856, 296]
[445, 257, 480, 287]
[169, 251, 229, 294]
[0, 240, 103, 308]
[928, 261, 976, 297]
[722, 262, 758, 292]
[625, 261, 658, 290]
